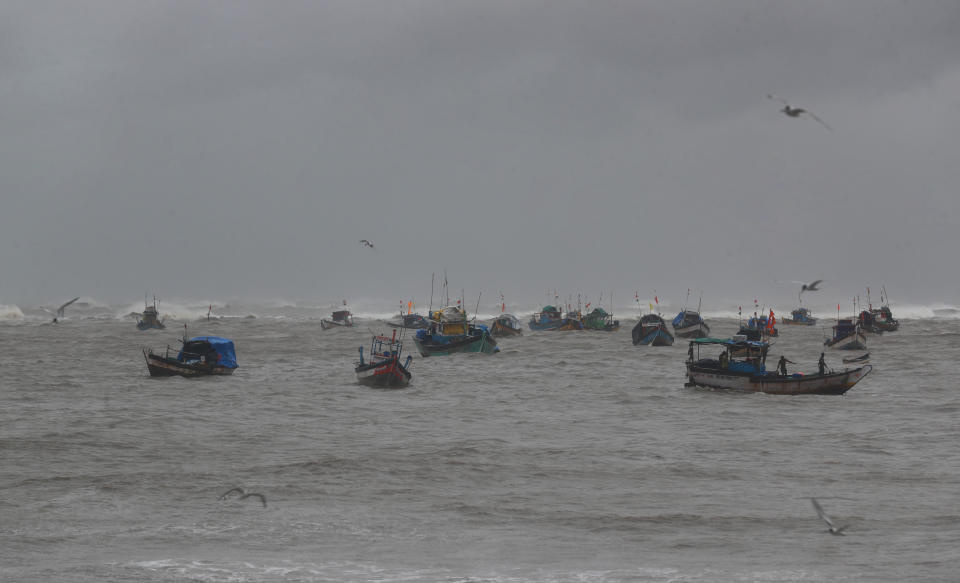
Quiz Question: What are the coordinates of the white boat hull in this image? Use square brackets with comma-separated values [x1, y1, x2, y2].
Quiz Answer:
[825, 331, 867, 350]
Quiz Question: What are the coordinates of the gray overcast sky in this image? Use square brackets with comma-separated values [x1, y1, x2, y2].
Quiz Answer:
[2, 0, 959, 309]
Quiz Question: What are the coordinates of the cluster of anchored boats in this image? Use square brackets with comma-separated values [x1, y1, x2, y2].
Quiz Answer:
[138, 287, 898, 395]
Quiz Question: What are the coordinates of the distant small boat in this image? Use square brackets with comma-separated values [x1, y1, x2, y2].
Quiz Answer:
[842, 353, 870, 364]
[744, 313, 779, 337]
[685, 337, 871, 395]
[783, 307, 817, 326]
[528, 305, 565, 331]
[144, 334, 238, 377]
[858, 306, 899, 334]
[490, 313, 523, 337]
[355, 330, 412, 387]
[824, 319, 867, 350]
[632, 313, 674, 346]
[387, 313, 430, 330]
[321, 307, 354, 329]
[136, 296, 166, 330]
[672, 310, 710, 338]
[583, 307, 620, 332]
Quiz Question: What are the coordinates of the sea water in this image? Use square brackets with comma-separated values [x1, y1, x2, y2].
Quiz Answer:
[1, 301, 958, 582]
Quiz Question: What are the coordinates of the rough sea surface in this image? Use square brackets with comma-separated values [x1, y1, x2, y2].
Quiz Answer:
[2, 305, 958, 582]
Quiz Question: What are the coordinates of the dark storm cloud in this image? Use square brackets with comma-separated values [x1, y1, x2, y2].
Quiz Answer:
[2, 0, 959, 307]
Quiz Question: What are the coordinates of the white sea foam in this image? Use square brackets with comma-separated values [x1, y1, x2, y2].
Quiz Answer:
[0, 303, 25, 320]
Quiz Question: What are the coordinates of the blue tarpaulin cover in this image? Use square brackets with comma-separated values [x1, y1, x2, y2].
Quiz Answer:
[178, 336, 238, 368]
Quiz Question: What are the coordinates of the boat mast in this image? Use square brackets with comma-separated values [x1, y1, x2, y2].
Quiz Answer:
[473, 292, 481, 323]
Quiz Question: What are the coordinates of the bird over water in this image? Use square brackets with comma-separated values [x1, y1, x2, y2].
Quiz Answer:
[811, 497, 849, 535]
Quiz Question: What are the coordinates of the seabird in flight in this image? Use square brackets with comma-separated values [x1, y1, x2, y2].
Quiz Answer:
[811, 497, 849, 535]
[767, 94, 832, 131]
[801, 280, 823, 293]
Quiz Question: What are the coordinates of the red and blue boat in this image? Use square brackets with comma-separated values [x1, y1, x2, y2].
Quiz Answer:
[355, 330, 413, 387]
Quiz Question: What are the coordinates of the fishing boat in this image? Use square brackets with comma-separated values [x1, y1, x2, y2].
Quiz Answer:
[528, 305, 565, 330]
[671, 291, 709, 338]
[842, 352, 870, 364]
[583, 307, 620, 332]
[824, 319, 867, 350]
[321, 304, 354, 329]
[386, 301, 430, 329]
[413, 306, 499, 356]
[490, 293, 522, 337]
[136, 296, 166, 330]
[858, 306, 899, 334]
[143, 333, 238, 377]
[859, 286, 899, 333]
[684, 337, 872, 395]
[783, 307, 817, 326]
[744, 311, 779, 337]
[672, 311, 710, 338]
[557, 307, 585, 331]
[490, 313, 523, 337]
[632, 314, 675, 346]
[387, 313, 430, 330]
[355, 330, 413, 387]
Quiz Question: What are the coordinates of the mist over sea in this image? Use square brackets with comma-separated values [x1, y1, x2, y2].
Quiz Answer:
[2, 299, 959, 582]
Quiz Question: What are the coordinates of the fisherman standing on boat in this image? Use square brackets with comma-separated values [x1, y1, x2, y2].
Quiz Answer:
[778, 356, 788, 376]
[818, 353, 827, 375]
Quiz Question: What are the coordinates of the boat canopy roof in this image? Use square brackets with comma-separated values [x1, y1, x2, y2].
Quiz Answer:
[179, 336, 238, 368]
[689, 337, 768, 349]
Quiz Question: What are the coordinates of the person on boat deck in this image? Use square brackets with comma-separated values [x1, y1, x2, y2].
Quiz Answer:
[718, 351, 729, 369]
[818, 352, 827, 375]
[777, 355, 789, 376]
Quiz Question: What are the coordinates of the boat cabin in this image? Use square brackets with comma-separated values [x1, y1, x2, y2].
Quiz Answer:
[688, 336, 769, 374]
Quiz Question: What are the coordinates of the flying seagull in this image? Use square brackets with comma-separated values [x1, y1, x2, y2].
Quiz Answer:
[811, 497, 849, 535]
[219, 487, 267, 508]
[801, 280, 823, 293]
[45, 297, 80, 322]
[767, 94, 832, 131]
[360, 239, 375, 249]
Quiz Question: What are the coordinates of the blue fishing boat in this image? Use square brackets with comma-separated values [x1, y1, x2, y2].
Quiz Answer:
[632, 314, 675, 346]
[743, 311, 779, 338]
[387, 312, 430, 330]
[143, 333, 238, 377]
[413, 306, 499, 356]
[784, 307, 817, 326]
[528, 305, 565, 330]
[672, 310, 710, 338]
